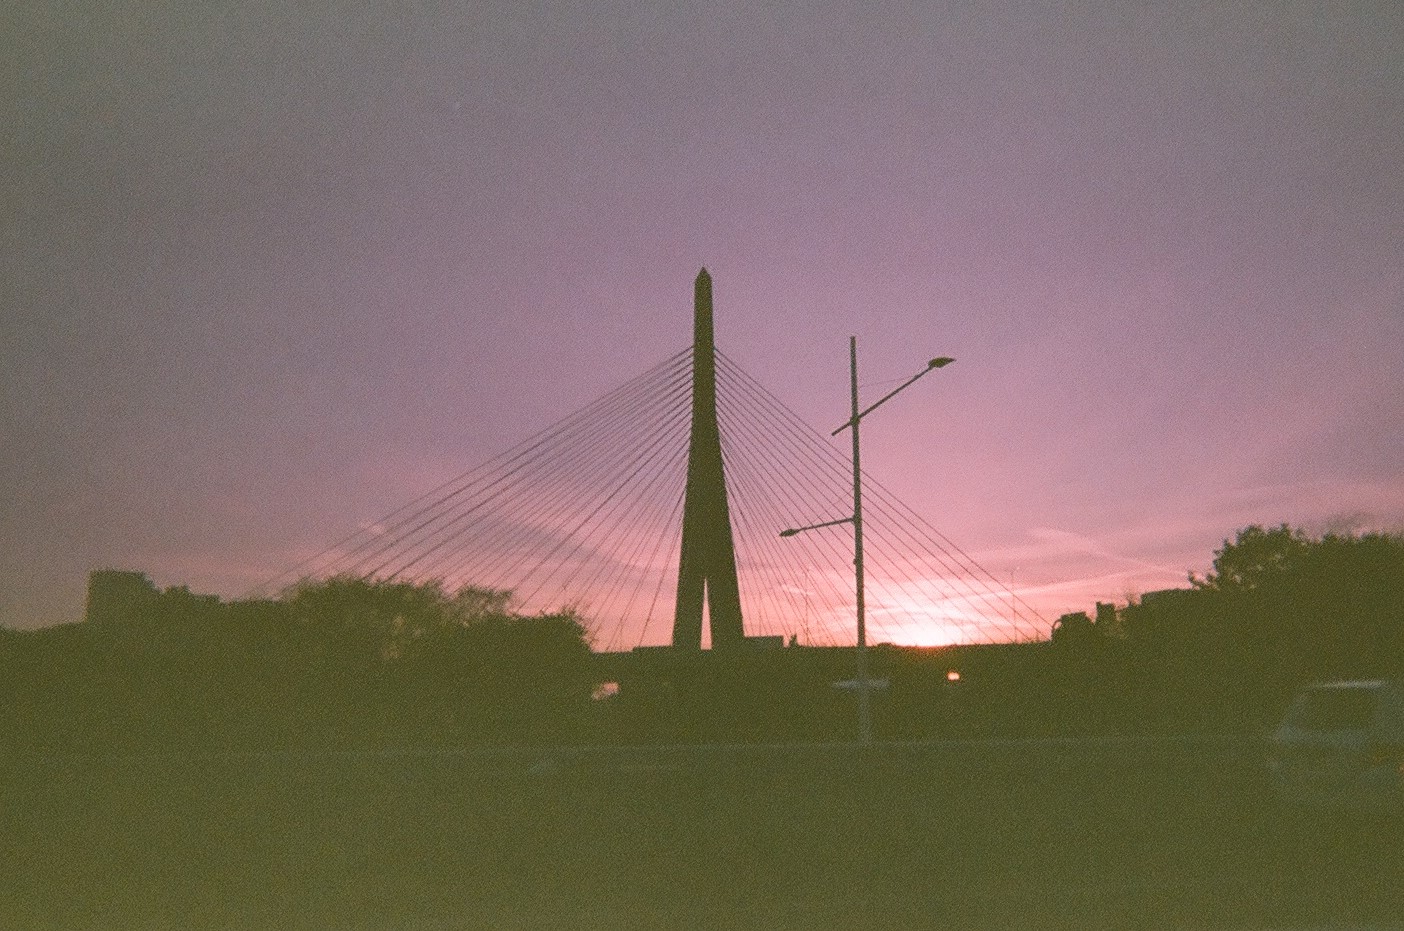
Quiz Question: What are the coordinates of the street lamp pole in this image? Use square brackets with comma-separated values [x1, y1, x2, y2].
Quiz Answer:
[847, 337, 874, 745]
[783, 338, 954, 746]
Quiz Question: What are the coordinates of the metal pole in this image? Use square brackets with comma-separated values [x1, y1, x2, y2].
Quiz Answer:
[783, 345, 952, 743]
[850, 335, 872, 746]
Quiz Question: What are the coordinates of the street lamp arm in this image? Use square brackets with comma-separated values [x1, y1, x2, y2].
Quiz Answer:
[779, 515, 856, 537]
[830, 357, 955, 436]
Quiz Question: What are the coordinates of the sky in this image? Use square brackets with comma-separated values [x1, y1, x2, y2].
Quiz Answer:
[3, 0, 1402, 640]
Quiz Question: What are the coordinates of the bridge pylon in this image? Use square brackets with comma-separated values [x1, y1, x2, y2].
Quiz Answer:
[672, 268, 745, 649]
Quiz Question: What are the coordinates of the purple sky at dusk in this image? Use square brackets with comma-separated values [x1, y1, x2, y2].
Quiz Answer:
[4, 1, 1402, 641]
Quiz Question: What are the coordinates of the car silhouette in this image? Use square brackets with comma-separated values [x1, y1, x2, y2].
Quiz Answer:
[1267, 679, 1404, 816]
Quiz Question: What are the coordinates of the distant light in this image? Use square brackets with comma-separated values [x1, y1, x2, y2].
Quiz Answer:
[946, 669, 961, 682]
[928, 357, 956, 369]
[779, 528, 799, 538]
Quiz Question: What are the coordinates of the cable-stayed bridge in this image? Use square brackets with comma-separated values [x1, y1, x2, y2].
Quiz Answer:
[265, 271, 1047, 650]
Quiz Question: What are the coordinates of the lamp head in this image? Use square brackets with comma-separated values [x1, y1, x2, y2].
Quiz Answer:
[928, 357, 956, 369]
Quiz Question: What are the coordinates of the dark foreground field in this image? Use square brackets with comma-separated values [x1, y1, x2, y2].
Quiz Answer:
[4, 738, 1401, 930]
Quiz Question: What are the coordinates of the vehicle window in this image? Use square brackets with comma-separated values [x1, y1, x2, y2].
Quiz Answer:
[1287, 688, 1378, 730]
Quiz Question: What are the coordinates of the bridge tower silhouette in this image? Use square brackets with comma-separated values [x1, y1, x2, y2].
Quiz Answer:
[672, 268, 745, 649]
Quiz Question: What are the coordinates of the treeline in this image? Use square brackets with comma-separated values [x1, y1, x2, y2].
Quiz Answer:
[1047, 524, 1404, 732]
[4, 525, 1401, 750]
[0, 577, 597, 752]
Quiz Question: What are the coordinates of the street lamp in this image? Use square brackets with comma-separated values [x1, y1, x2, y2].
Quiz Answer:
[781, 339, 954, 746]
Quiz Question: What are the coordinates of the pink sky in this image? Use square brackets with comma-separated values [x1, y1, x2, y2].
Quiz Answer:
[4, 1, 1402, 642]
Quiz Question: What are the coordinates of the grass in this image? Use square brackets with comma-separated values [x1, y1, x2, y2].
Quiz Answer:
[3, 740, 1400, 929]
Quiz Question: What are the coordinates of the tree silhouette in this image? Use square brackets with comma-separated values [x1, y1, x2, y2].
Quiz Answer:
[1121, 524, 1404, 728]
[1190, 523, 1309, 593]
